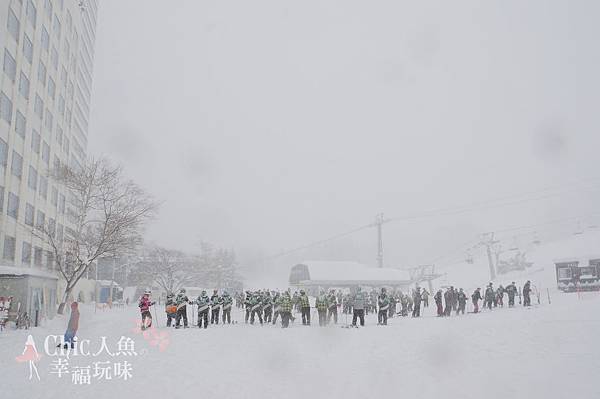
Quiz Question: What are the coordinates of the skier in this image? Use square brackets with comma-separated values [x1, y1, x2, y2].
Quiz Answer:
[400, 293, 409, 316]
[443, 288, 453, 316]
[250, 291, 264, 325]
[315, 290, 328, 326]
[194, 290, 211, 329]
[388, 292, 396, 318]
[412, 287, 422, 318]
[456, 288, 467, 315]
[434, 289, 443, 316]
[327, 289, 338, 324]
[451, 286, 458, 312]
[138, 291, 155, 330]
[62, 302, 80, 348]
[272, 292, 281, 325]
[174, 288, 189, 328]
[221, 291, 233, 324]
[421, 288, 430, 308]
[523, 280, 532, 306]
[262, 291, 273, 323]
[377, 288, 390, 325]
[484, 283, 495, 310]
[505, 282, 518, 307]
[165, 292, 175, 327]
[280, 292, 293, 328]
[244, 290, 252, 323]
[496, 285, 505, 307]
[471, 288, 483, 313]
[351, 287, 366, 327]
[210, 289, 221, 325]
[299, 290, 311, 326]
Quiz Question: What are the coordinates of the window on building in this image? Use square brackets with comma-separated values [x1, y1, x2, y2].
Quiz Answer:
[53, 154, 60, 171]
[53, 15, 61, 40]
[61, 66, 67, 86]
[42, 141, 50, 164]
[7, 8, 20, 43]
[34, 246, 43, 266]
[38, 60, 47, 86]
[46, 250, 54, 270]
[3, 49, 17, 82]
[28, 165, 38, 191]
[18, 72, 30, 100]
[3, 236, 16, 261]
[44, 0, 52, 19]
[36, 210, 45, 230]
[44, 110, 53, 131]
[58, 95, 65, 117]
[22, 242, 32, 265]
[23, 34, 33, 64]
[34, 95, 43, 120]
[11, 150, 23, 178]
[59, 193, 65, 214]
[0, 186, 4, 211]
[56, 126, 63, 144]
[31, 129, 41, 154]
[25, 203, 34, 226]
[7, 192, 19, 219]
[0, 91, 13, 124]
[15, 110, 26, 139]
[51, 186, 58, 206]
[41, 26, 50, 52]
[66, 10, 72, 32]
[57, 223, 63, 242]
[0, 138, 7, 167]
[26, 0, 37, 28]
[39, 175, 48, 199]
[48, 77, 56, 100]
[48, 217, 56, 236]
[51, 46, 58, 70]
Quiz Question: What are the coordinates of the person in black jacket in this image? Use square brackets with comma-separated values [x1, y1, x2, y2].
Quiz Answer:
[471, 288, 482, 313]
[505, 282, 518, 307]
[456, 288, 467, 315]
[523, 281, 532, 306]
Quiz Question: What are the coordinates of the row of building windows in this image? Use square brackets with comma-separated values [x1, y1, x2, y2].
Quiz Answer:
[0, 184, 66, 224]
[2, 233, 55, 268]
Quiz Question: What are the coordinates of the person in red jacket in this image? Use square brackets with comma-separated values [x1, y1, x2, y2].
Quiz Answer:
[62, 302, 80, 349]
[138, 291, 155, 330]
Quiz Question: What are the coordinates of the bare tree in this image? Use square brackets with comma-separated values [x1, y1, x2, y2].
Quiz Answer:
[35, 157, 157, 314]
[135, 246, 196, 294]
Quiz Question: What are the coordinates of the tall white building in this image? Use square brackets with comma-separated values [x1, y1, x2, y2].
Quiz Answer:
[0, 0, 99, 321]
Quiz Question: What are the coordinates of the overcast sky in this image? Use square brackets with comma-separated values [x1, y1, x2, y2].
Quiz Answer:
[88, 0, 600, 272]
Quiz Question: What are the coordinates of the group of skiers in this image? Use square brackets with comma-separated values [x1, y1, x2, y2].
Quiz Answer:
[137, 280, 534, 329]
[437, 280, 533, 316]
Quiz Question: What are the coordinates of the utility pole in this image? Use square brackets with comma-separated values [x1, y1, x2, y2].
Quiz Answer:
[481, 232, 498, 281]
[373, 213, 390, 268]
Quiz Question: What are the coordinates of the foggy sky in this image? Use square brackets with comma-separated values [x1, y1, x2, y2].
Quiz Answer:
[88, 0, 600, 271]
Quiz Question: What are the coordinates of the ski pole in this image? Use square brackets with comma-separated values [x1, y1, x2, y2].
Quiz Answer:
[152, 303, 158, 328]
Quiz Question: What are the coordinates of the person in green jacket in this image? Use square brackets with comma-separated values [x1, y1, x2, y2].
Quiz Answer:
[279, 292, 293, 328]
[299, 290, 311, 325]
[315, 290, 328, 326]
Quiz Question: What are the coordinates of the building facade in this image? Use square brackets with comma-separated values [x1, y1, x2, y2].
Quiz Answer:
[0, 0, 99, 320]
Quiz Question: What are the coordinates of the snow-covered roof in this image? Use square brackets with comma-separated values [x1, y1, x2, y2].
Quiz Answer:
[292, 261, 410, 284]
[553, 256, 600, 265]
[0, 265, 59, 280]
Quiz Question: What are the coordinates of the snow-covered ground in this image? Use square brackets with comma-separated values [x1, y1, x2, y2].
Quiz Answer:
[2, 231, 599, 399]
[1, 289, 599, 399]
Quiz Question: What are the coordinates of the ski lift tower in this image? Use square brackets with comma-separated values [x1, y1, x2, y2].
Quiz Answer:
[408, 265, 442, 293]
[480, 232, 500, 281]
[371, 213, 391, 268]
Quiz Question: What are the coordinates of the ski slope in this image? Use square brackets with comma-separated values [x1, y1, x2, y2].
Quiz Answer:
[1, 291, 599, 399]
